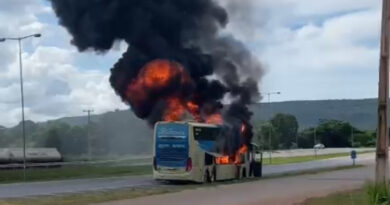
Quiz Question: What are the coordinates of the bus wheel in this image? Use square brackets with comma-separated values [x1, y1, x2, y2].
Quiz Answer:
[212, 167, 217, 182]
[235, 166, 241, 180]
[242, 168, 247, 178]
[204, 171, 211, 183]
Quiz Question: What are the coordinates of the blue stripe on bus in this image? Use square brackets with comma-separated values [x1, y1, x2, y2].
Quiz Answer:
[155, 123, 189, 168]
[197, 140, 216, 152]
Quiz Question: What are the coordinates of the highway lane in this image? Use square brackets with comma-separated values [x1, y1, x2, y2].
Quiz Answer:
[0, 153, 374, 199]
[99, 164, 374, 205]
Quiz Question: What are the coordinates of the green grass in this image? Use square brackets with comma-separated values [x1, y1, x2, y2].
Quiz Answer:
[366, 183, 390, 205]
[301, 189, 367, 205]
[263, 151, 372, 165]
[0, 165, 151, 184]
[300, 182, 390, 205]
[0, 187, 181, 205]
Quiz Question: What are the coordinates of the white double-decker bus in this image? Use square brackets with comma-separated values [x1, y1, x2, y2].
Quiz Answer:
[153, 121, 262, 183]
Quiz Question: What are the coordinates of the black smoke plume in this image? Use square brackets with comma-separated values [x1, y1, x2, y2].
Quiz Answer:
[50, 0, 263, 154]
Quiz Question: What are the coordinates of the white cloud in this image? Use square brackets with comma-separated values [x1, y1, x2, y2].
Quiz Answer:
[0, 46, 127, 127]
[0, 0, 127, 127]
[222, 0, 382, 101]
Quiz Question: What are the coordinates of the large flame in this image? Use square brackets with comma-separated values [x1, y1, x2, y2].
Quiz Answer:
[126, 59, 191, 110]
[127, 60, 248, 164]
[163, 97, 187, 121]
[126, 59, 223, 124]
[215, 124, 248, 165]
[205, 113, 223, 125]
[215, 145, 248, 165]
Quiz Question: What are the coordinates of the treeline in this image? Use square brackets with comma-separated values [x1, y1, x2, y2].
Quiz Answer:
[0, 121, 102, 158]
[0, 110, 153, 160]
[254, 113, 376, 150]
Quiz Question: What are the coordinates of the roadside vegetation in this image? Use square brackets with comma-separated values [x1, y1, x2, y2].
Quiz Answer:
[0, 165, 151, 184]
[302, 183, 390, 205]
[254, 113, 376, 150]
[301, 189, 366, 205]
[0, 186, 180, 205]
[263, 151, 372, 165]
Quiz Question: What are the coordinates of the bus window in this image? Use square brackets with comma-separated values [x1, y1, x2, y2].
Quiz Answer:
[193, 126, 221, 141]
[205, 153, 213, 166]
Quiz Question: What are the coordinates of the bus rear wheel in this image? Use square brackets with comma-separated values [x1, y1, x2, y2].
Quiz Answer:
[242, 168, 247, 178]
[212, 167, 217, 182]
[204, 170, 212, 183]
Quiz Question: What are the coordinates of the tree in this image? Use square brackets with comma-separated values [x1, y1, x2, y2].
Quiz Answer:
[297, 128, 316, 148]
[254, 122, 279, 150]
[270, 113, 299, 149]
[45, 128, 62, 151]
[316, 120, 352, 147]
[354, 131, 376, 147]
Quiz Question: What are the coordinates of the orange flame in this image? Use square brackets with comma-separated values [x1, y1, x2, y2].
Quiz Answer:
[234, 145, 248, 164]
[126, 60, 191, 109]
[163, 97, 186, 121]
[186, 101, 202, 121]
[205, 113, 223, 125]
[126, 59, 226, 125]
[215, 145, 248, 165]
[215, 156, 230, 164]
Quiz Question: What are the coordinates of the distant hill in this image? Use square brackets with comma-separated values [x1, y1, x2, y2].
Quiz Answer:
[36, 98, 380, 131]
[251, 98, 379, 130]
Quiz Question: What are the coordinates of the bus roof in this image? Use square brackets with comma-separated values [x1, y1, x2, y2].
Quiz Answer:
[155, 121, 220, 128]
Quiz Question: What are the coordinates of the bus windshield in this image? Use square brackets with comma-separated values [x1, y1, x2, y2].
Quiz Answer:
[155, 123, 189, 168]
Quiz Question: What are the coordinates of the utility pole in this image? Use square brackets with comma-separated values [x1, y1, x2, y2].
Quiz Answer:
[268, 125, 272, 164]
[265, 91, 281, 164]
[351, 126, 354, 148]
[376, 0, 390, 184]
[83, 109, 94, 160]
[314, 127, 317, 158]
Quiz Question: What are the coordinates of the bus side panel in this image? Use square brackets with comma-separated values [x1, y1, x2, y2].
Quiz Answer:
[215, 164, 237, 181]
[189, 124, 204, 183]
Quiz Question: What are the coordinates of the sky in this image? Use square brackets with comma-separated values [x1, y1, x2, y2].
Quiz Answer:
[0, 0, 383, 127]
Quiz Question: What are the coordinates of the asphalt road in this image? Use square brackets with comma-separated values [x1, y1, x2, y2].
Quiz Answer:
[99, 164, 374, 205]
[0, 152, 374, 199]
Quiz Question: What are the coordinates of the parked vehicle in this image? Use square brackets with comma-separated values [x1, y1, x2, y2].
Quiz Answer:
[314, 143, 325, 149]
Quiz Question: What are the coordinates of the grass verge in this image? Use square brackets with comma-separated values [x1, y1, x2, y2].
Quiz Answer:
[0, 165, 151, 184]
[0, 165, 365, 205]
[301, 189, 367, 205]
[263, 151, 372, 165]
[0, 187, 183, 205]
[301, 182, 390, 205]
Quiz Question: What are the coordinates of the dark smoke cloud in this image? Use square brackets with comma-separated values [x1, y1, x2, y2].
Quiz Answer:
[49, 0, 263, 153]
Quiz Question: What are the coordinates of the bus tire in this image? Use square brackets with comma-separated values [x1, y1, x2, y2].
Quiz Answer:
[235, 166, 241, 180]
[242, 168, 247, 178]
[204, 170, 211, 183]
[212, 167, 217, 182]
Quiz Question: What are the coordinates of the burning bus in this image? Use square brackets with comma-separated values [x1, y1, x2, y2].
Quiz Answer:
[153, 121, 262, 183]
[50, 0, 264, 183]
